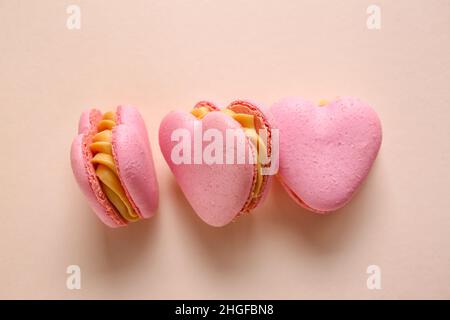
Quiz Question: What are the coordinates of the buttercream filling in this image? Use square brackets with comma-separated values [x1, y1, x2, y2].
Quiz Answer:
[89, 111, 139, 222]
[191, 106, 267, 200]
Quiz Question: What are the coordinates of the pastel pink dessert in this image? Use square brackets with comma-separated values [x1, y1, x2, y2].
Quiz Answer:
[159, 100, 274, 227]
[270, 97, 382, 213]
[71, 105, 159, 227]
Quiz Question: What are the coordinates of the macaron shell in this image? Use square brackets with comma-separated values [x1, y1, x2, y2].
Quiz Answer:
[227, 99, 276, 209]
[113, 105, 159, 219]
[159, 110, 255, 227]
[77, 109, 94, 135]
[194, 100, 220, 111]
[271, 97, 382, 212]
[70, 109, 125, 228]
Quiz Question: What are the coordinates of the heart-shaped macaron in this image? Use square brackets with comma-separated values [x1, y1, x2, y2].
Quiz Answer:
[71, 105, 159, 227]
[159, 100, 274, 227]
[270, 97, 382, 213]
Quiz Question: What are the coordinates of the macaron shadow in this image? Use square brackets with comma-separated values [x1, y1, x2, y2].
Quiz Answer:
[168, 177, 257, 274]
[167, 157, 385, 268]
[261, 159, 385, 255]
[85, 206, 161, 276]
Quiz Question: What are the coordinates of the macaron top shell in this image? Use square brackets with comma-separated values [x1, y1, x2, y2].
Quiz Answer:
[113, 106, 159, 219]
[159, 109, 255, 227]
[271, 97, 382, 212]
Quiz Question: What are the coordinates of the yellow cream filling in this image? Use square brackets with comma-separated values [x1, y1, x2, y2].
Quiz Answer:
[191, 106, 267, 199]
[89, 111, 139, 222]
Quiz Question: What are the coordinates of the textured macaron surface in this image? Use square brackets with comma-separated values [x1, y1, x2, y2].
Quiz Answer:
[113, 106, 159, 219]
[159, 110, 255, 227]
[271, 97, 382, 212]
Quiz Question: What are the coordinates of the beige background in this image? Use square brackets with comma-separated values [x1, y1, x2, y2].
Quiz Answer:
[0, 0, 449, 299]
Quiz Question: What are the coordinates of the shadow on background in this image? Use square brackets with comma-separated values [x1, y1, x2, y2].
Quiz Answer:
[261, 158, 386, 253]
[168, 177, 257, 274]
[68, 157, 385, 282]
[169, 158, 385, 270]
[69, 198, 161, 279]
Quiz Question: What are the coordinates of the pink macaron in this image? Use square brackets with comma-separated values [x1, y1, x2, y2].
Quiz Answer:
[71, 105, 159, 227]
[159, 100, 275, 227]
[270, 97, 382, 213]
